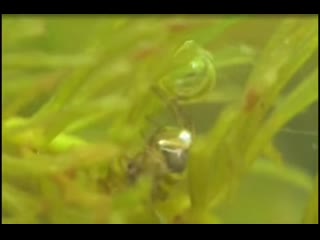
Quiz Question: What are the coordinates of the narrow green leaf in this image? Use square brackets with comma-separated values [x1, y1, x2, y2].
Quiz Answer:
[245, 69, 318, 165]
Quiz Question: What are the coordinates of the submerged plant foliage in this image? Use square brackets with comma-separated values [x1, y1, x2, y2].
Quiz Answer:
[2, 15, 318, 224]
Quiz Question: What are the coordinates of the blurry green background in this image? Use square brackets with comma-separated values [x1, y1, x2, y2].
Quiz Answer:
[2, 15, 318, 224]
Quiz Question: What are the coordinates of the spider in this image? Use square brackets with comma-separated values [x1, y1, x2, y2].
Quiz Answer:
[125, 84, 195, 201]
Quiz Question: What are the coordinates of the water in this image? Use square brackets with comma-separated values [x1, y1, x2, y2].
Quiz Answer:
[2, 15, 318, 224]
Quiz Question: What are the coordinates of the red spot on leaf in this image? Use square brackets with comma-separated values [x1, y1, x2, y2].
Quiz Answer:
[133, 46, 158, 60]
[168, 23, 189, 32]
[244, 87, 261, 113]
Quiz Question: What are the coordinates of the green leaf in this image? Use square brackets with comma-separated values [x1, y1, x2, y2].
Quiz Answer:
[245, 68, 318, 165]
[188, 106, 237, 210]
[302, 175, 318, 224]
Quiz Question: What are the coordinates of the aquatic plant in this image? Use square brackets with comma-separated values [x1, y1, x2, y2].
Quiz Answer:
[2, 15, 318, 224]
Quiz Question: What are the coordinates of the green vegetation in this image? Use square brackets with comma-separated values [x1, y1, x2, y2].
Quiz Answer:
[2, 15, 318, 224]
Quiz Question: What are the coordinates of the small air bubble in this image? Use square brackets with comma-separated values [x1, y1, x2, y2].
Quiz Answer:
[312, 143, 318, 150]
